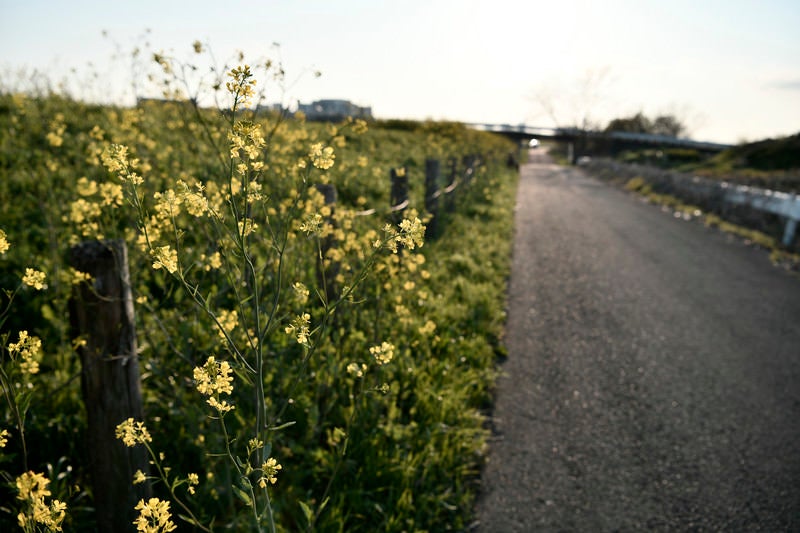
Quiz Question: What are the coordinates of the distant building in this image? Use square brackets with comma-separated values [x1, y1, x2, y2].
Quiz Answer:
[297, 99, 372, 121]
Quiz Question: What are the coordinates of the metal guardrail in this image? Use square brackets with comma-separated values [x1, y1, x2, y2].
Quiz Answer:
[587, 158, 800, 247]
[721, 183, 800, 245]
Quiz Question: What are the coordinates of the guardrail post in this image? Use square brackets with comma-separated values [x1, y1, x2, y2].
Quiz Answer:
[68, 239, 150, 533]
[783, 218, 798, 247]
[425, 158, 441, 239]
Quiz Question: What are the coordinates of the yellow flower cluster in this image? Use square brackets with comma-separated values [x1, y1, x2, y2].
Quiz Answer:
[66, 198, 102, 239]
[133, 497, 177, 533]
[258, 457, 282, 488]
[200, 251, 223, 271]
[16, 471, 67, 532]
[347, 362, 367, 378]
[285, 313, 311, 345]
[299, 213, 323, 235]
[176, 180, 209, 217]
[351, 118, 369, 135]
[46, 114, 66, 147]
[101, 144, 143, 185]
[193, 356, 235, 413]
[309, 143, 335, 170]
[89, 178, 123, 207]
[237, 218, 258, 237]
[0, 228, 9, 254]
[151, 245, 178, 274]
[370, 342, 395, 365]
[292, 282, 310, 304]
[64, 177, 124, 240]
[226, 65, 256, 109]
[133, 469, 148, 485]
[115, 418, 153, 447]
[8, 330, 43, 375]
[418, 320, 437, 336]
[216, 309, 238, 340]
[186, 472, 199, 494]
[397, 217, 425, 250]
[379, 217, 427, 254]
[229, 120, 266, 161]
[22, 268, 47, 290]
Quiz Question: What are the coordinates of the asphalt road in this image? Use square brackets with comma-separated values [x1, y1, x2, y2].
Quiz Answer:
[473, 151, 800, 532]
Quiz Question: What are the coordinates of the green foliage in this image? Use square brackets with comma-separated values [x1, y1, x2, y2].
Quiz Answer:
[628, 132, 800, 192]
[605, 111, 687, 138]
[0, 64, 517, 533]
[710, 132, 800, 172]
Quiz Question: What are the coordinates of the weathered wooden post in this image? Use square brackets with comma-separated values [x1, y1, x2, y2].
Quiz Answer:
[68, 239, 150, 533]
[390, 167, 409, 225]
[445, 157, 458, 212]
[424, 158, 441, 239]
[316, 183, 340, 304]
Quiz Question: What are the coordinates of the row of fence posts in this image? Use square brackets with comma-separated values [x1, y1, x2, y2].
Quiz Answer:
[67, 154, 483, 531]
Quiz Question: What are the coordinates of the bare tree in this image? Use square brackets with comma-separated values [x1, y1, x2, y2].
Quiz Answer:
[529, 67, 614, 131]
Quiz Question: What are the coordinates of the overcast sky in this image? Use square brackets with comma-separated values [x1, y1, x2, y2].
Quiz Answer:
[1, 0, 798, 144]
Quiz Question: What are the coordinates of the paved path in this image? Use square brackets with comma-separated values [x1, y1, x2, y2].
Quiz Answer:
[474, 152, 800, 531]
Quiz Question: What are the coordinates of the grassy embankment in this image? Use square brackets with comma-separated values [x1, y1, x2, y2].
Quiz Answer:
[0, 87, 518, 531]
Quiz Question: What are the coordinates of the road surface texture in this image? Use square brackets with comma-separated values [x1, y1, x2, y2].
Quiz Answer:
[474, 151, 800, 532]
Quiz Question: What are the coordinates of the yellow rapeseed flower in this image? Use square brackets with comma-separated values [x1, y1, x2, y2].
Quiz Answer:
[308, 143, 335, 170]
[8, 330, 42, 375]
[285, 313, 311, 345]
[193, 356, 235, 413]
[238, 218, 258, 237]
[397, 218, 425, 250]
[346, 362, 366, 378]
[99, 182, 124, 207]
[299, 213, 323, 235]
[0, 428, 10, 447]
[76, 177, 98, 196]
[226, 65, 256, 109]
[133, 497, 177, 533]
[151, 246, 178, 274]
[0, 229, 9, 254]
[133, 470, 147, 485]
[216, 309, 238, 339]
[258, 457, 282, 488]
[115, 418, 153, 447]
[16, 471, 67, 532]
[419, 320, 437, 336]
[193, 356, 234, 396]
[370, 342, 395, 365]
[22, 268, 47, 290]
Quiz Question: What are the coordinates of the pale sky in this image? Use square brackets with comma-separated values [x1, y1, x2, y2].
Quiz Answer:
[1, 0, 798, 144]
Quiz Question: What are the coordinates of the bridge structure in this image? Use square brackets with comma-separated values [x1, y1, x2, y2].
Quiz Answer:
[465, 123, 734, 154]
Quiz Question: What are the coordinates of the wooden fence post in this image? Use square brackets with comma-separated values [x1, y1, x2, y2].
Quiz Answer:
[316, 183, 340, 304]
[68, 239, 150, 533]
[390, 167, 409, 225]
[425, 158, 441, 239]
[446, 158, 458, 212]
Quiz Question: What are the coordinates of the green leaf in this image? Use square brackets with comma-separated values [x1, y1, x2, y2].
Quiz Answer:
[268, 420, 296, 431]
[299, 500, 314, 526]
[233, 486, 252, 506]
